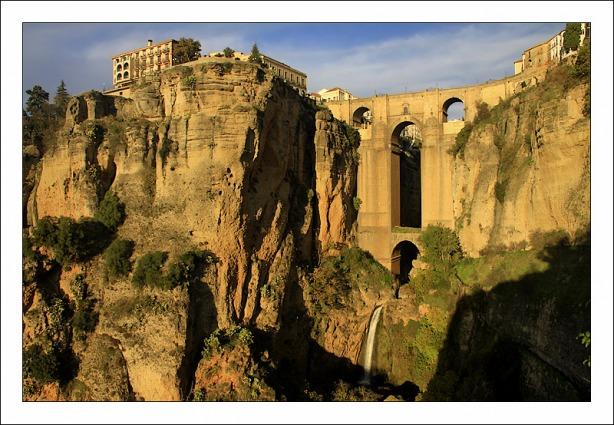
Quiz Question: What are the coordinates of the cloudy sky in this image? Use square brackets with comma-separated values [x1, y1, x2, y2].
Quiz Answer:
[23, 22, 563, 100]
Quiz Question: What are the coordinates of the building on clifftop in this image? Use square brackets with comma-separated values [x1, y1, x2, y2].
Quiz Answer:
[208, 49, 308, 94]
[105, 39, 179, 97]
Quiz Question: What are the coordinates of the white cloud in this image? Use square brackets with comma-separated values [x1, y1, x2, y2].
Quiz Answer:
[265, 23, 562, 97]
[23, 23, 563, 101]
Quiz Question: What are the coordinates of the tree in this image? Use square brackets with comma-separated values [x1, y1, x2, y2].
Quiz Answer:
[94, 191, 126, 231]
[564, 23, 582, 53]
[173, 37, 201, 65]
[419, 225, 463, 272]
[53, 80, 70, 116]
[104, 239, 135, 277]
[248, 43, 263, 65]
[25, 85, 50, 117]
[223, 47, 235, 58]
[573, 39, 590, 80]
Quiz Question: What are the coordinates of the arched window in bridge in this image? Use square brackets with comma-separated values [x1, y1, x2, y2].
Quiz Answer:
[116, 64, 122, 72]
[442, 97, 465, 122]
[116, 73, 122, 81]
[123, 71, 129, 79]
[352, 107, 372, 129]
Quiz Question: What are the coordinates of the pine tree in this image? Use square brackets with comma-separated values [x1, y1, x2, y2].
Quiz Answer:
[25, 85, 50, 117]
[248, 43, 263, 65]
[54, 80, 70, 116]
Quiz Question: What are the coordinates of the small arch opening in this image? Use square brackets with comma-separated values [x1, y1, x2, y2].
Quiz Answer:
[123, 71, 129, 79]
[116, 73, 122, 81]
[442, 97, 465, 122]
[391, 241, 420, 285]
[116, 64, 122, 72]
[352, 106, 372, 129]
[123, 62, 129, 71]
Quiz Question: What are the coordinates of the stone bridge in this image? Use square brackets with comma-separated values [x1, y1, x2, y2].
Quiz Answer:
[326, 68, 547, 277]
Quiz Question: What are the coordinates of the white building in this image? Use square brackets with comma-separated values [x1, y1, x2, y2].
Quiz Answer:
[317, 87, 356, 102]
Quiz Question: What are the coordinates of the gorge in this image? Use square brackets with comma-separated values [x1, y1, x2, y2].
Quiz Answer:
[21, 48, 590, 402]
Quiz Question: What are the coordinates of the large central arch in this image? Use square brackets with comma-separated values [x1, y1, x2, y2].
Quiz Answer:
[390, 120, 422, 229]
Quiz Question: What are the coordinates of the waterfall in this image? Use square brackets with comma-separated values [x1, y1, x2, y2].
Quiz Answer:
[359, 305, 384, 385]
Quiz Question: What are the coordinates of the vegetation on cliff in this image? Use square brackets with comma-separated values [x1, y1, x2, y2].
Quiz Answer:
[449, 50, 590, 160]
[307, 247, 393, 315]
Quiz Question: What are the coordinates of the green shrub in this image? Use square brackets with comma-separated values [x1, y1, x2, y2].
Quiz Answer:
[193, 388, 206, 401]
[340, 121, 361, 149]
[474, 101, 491, 122]
[33, 217, 85, 264]
[94, 191, 126, 231]
[448, 122, 473, 158]
[577, 331, 590, 367]
[72, 300, 98, 340]
[182, 75, 197, 90]
[309, 247, 393, 314]
[260, 275, 282, 302]
[84, 121, 105, 144]
[166, 249, 217, 289]
[573, 42, 590, 80]
[104, 239, 134, 278]
[330, 381, 380, 401]
[201, 326, 254, 359]
[70, 274, 87, 300]
[352, 196, 362, 212]
[23, 344, 59, 384]
[419, 225, 463, 271]
[132, 251, 168, 289]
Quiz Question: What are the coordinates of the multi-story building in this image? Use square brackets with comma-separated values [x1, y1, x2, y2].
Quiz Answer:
[317, 87, 356, 102]
[112, 39, 178, 90]
[208, 50, 308, 94]
[514, 23, 590, 75]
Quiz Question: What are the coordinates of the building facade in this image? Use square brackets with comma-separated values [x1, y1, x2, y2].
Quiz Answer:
[112, 39, 178, 89]
[317, 87, 356, 102]
[514, 23, 590, 75]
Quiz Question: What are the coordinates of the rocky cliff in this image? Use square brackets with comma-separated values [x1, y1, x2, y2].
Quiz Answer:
[24, 58, 360, 401]
[451, 68, 590, 255]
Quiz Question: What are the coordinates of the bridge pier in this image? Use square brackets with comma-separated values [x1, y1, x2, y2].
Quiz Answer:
[325, 69, 548, 270]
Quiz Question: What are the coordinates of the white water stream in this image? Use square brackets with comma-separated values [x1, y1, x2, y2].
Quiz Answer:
[359, 305, 384, 384]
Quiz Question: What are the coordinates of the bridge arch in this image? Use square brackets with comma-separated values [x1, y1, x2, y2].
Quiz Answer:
[352, 106, 372, 128]
[390, 119, 422, 229]
[391, 240, 420, 284]
[442, 97, 465, 122]
[389, 117, 424, 142]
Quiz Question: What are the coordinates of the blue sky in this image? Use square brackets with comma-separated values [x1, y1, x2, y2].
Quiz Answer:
[23, 23, 564, 101]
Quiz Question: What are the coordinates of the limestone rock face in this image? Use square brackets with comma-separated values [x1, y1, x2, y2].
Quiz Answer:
[314, 109, 359, 251]
[452, 83, 590, 255]
[28, 60, 360, 400]
[192, 342, 275, 401]
[72, 334, 133, 401]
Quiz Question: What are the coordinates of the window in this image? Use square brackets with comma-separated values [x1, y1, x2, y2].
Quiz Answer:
[116, 73, 122, 80]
